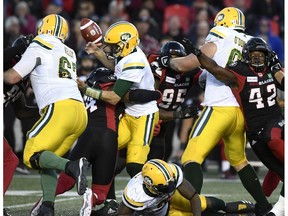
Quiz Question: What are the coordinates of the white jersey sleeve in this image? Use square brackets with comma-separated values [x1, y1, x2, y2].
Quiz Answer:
[170, 164, 184, 187]
[13, 34, 83, 109]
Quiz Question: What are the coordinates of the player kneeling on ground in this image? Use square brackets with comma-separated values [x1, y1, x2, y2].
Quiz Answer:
[117, 159, 255, 216]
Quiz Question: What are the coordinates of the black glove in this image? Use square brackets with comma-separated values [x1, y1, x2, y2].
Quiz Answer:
[181, 38, 202, 56]
[173, 105, 200, 119]
[22, 34, 34, 47]
[157, 55, 171, 68]
[269, 51, 282, 74]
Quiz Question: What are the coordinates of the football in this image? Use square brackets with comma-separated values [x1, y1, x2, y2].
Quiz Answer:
[80, 18, 102, 44]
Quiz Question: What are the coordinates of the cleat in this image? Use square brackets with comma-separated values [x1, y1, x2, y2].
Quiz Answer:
[226, 201, 255, 213]
[254, 203, 272, 216]
[30, 197, 43, 216]
[37, 201, 54, 216]
[65, 157, 90, 195]
[92, 200, 119, 216]
[4, 208, 11, 216]
[80, 188, 95, 216]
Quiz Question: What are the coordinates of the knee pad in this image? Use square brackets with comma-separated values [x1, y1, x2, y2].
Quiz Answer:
[126, 163, 143, 178]
[29, 152, 43, 170]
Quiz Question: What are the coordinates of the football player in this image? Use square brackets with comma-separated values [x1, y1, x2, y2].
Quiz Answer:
[90, 41, 201, 215]
[29, 67, 162, 216]
[79, 21, 159, 178]
[158, 7, 272, 215]
[188, 37, 284, 216]
[4, 14, 90, 215]
[3, 35, 39, 216]
[117, 159, 255, 216]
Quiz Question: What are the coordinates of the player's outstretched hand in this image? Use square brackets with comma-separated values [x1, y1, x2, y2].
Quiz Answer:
[181, 38, 202, 56]
[77, 78, 87, 92]
[85, 42, 102, 55]
[157, 55, 170, 68]
[23, 34, 34, 47]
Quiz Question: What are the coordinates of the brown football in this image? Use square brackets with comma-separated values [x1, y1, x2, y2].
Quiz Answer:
[80, 18, 102, 44]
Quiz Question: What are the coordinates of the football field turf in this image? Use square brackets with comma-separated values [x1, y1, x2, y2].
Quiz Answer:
[4, 166, 281, 216]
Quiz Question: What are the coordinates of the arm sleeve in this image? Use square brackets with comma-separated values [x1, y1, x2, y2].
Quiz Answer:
[129, 89, 161, 103]
[112, 79, 133, 98]
[13, 46, 41, 78]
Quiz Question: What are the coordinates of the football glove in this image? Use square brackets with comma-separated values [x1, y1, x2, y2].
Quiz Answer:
[173, 105, 199, 119]
[181, 38, 202, 56]
[269, 51, 282, 75]
[157, 55, 171, 68]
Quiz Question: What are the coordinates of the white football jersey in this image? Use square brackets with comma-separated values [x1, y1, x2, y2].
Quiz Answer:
[13, 34, 83, 110]
[202, 26, 252, 106]
[122, 163, 183, 215]
[114, 47, 158, 116]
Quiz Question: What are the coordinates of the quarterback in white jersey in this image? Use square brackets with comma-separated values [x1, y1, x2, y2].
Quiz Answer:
[81, 21, 159, 179]
[117, 159, 202, 216]
[162, 7, 272, 214]
[4, 14, 89, 215]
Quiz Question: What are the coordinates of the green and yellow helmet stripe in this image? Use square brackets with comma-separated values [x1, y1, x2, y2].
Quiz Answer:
[149, 159, 172, 182]
[54, 15, 62, 37]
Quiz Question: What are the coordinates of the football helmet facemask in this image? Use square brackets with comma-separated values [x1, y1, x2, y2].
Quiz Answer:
[214, 7, 245, 31]
[242, 37, 271, 69]
[103, 21, 140, 58]
[37, 14, 69, 42]
[160, 41, 187, 58]
[142, 159, 176, 196]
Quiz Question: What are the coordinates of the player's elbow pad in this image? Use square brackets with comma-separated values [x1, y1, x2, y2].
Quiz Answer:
[129, 89, 162, 103]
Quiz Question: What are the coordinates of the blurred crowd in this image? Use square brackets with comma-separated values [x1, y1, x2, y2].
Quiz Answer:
[3, 0, 284, 175]
[4, 0, 284, 62]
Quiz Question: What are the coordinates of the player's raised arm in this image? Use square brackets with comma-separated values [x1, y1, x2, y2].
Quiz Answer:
[181, 38, 238, 86]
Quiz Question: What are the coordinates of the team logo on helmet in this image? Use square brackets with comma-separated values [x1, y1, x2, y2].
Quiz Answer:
[217, 14, 224, 21]
[120, 33, 131, 42]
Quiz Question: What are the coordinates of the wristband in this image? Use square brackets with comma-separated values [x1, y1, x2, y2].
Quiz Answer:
[85, 87, 102, 100]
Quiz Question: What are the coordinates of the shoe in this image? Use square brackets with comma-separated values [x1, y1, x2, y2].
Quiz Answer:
[80, 188, 95, 216]
[226, 200, 255, 213]
[92, 200, 119, 216]
[4, 208, 11, 216]
[254, 203, 272, 216]
[221, 170, 236, 179]
[16, 163, 30, 175]
[30, 197, 43, 216]
[65, 157, 90, 195]
[37, 201, 54, 216]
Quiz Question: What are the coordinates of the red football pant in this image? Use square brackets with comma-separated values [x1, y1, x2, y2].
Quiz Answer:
[3, 137, 19, 195]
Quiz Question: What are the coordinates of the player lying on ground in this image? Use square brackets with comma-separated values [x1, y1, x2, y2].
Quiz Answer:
[117, 159, 255, 216]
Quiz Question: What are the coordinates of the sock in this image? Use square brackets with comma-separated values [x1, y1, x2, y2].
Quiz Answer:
[267, 139, 284, 162]
[106, 179, 116, 199]
[206, 196, 226, 211]
[39, 151, 69, 171]
[55, 172, 75, 195]
[262, 170, 281, 197]
[183, 162, 203, 194]
[92, 183, 112, 205]
[41, 169, 58, 202]
[238, 164, 269, 207]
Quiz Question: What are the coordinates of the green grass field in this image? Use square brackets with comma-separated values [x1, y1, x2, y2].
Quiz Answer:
[4, 166, 281, 216]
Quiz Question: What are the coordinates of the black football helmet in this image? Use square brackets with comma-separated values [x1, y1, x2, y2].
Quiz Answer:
[242, 37, 271, 68]
[160, 41, 187, 57]
[12, 34, 34, 62]
[86, 67, 116, 89]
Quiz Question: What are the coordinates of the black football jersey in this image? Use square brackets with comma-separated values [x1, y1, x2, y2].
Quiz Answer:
[148, 54, 201, 111]
[227, 61, 282, 131]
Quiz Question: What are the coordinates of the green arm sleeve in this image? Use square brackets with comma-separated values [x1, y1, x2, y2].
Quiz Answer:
[112, 79, 133, 98]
